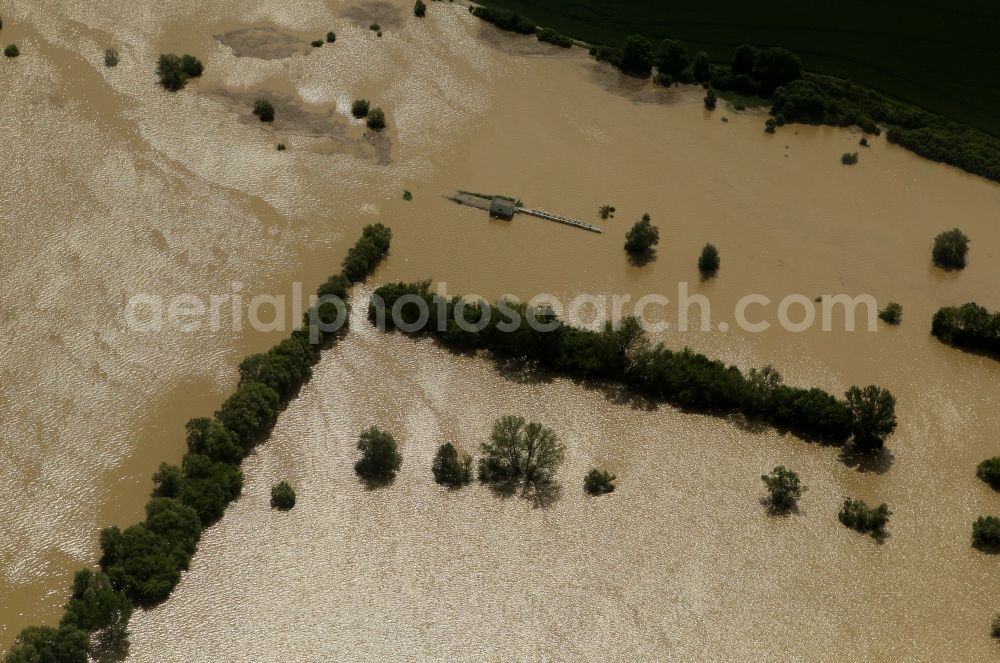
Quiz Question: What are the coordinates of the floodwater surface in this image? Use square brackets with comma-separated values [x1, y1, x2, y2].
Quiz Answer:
[1, 0, 999, 660]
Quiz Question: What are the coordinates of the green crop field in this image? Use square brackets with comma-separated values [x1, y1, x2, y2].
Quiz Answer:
[477, 0, 1000, 136]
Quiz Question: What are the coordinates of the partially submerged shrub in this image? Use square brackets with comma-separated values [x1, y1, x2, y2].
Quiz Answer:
[4, 43, 19, 58]
[270, 481, 296, 510]
[253, 98, 275, 122]
[403, 190, 413, 201]
[157, 53, 203, 91]
[414, 0, 426, 18]
[654, 73, 673, 87]
[276, 143, 286, 151]
[584, 469, 616, 495]
[537, 27, 572, 48]
[698, 243, 720, 275]
[366, 107, 386, 131]
[992, 613, 1000, 639]
[599, 205, 615, 220]
[104, 48, 119, 67]
[469, 6, 536, 34]
[326, 31, 336, 43]
[842, 152, 859, 165]
[351, 98, 370, 118]
[838, 498, 891, 536]
[179, 54, 203, 78]
[973, 516, 1000, 551]
[310, 39, 323, 48]
[860, 136, 870, 147]
[932, 228, 970, 270]
[761, 466, 805, 511]
[977, 457, 1000, 489]
[432, 443, 472, 487]
[765, 118, 777, 133]
[704, 89, 717, 110]
[879, 302, 902, 325]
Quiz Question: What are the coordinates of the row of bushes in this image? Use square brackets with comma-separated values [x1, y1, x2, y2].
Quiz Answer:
[470, 6, 573, 51]
[931, 302, 1000, 356]
[4, 225, 392, 662]
[470, 6, 536, 34]
[367, 282, 897, 448]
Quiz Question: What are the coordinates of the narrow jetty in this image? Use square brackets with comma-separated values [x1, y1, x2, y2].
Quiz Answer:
[449, 191, 603, 234]
[518, 207, 603, 233]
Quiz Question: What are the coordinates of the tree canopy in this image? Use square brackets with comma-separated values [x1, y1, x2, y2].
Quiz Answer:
[761, 466, 805, 511]
[932, 228, 970, 270]
[432, 443, 473, 487]
[619, 34, 654, 77]
[479, 415, 565, 486]
[845, 385, 897, 450]
[624, 213, 659, 254]
[355, 427, 402, 484]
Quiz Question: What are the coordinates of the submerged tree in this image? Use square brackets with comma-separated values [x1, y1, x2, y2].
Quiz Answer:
[253, 98, 275, 122]
[624, 213, 659, 255]
[932, 228, 970, 270]
[60, 568, 132, 635]
[973, 516, 1000, 551]
[351, 99, 370, 118]
[845, 385, 897, 450]
[839, 498, 891, 537]
[704, 88, 717, 110]
[584, 469, 616, 496]
[879, 302, 902, 325]
[355, 427, 402, 484]
[432, 443, 472, 487]
[479, 415, 565, 486]
[366, 107, 386, 131]
[698, 243, 720, 275]
[157, 53, 203, 91]
[977, 457, 1000, 490]
[761, 466, 805, 511]
[270, 481, 296, 510]
[5, 625, 90, 663]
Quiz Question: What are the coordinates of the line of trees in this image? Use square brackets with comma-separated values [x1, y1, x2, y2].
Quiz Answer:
[466, 7, 1000, 184]
[367, 281, 897, 448]
[931, 302, 1000, 356]
[770, 75, 1000, 183]
[4, 225, 392, 663]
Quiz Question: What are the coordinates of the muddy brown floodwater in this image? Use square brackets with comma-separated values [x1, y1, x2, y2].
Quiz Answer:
[1, 0, 999, 660]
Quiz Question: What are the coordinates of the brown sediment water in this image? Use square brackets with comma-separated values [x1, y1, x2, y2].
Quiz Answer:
[0, 0, 998, 659]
